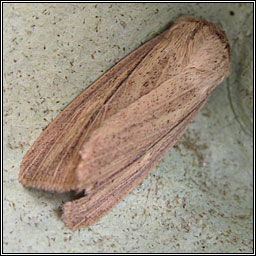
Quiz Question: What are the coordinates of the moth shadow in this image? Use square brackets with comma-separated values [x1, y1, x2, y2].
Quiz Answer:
[23, 186, 86, 219]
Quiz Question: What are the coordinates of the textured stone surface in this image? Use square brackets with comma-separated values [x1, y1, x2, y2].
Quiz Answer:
[3, 3, 253, 253]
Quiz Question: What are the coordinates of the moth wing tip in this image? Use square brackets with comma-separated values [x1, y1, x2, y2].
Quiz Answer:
[62, 201, 91, 231]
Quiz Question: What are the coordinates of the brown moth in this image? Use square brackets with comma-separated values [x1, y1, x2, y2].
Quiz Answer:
[19, 17, 231, 231]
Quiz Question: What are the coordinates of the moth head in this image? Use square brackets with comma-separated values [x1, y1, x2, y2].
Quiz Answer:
[176, 17, 231, 79]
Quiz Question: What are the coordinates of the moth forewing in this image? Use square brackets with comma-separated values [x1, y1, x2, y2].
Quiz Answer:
[63, 97, 209, 230]
[19, 32, 164, 192]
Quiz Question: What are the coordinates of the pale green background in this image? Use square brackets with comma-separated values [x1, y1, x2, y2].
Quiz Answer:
[3, 3, 253, 253]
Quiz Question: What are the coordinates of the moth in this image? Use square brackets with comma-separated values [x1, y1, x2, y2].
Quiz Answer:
[19, 17, 231, 231]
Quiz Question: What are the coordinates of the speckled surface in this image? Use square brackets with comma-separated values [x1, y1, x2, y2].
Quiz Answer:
[3, 3, 253, 253]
